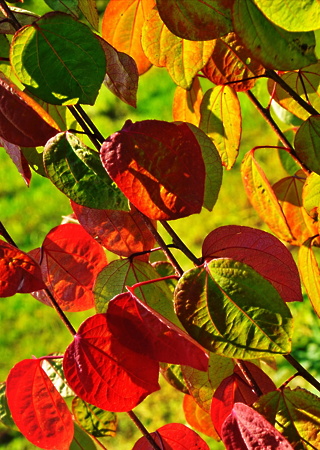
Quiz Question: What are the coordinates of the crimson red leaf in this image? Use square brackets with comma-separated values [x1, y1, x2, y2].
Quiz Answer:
[221, 403, 294, 449]
[6, 358, 73, 450]
[202, 225, 302, 302]
[132, 422, 210, 449]
[211, 362, 276, 436]
[71, 201, 155, 261]
[100, 119, 205, 220]
[106, 290, 208, 370]
[0, 239, 45, 297]
[63, 313, 160, 412]
[0, 137, 31, 186]
[29, 223, 107, 311]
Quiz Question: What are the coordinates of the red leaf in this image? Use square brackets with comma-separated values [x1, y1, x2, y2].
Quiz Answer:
[29, 224, 107, 311]
[6, 358, 73, 450]
[106, 290, 209, 370]
[221, 403, 294, 449]
[0, 239, 45, 297]
[0, 137, 32, 186]
[71, 202, 155, 261]
[202, 225, 302, 302]
[63, 313, 160, 412]
[211, 362, 276, 436]
[100, 119, 205, 220]
[132, 423, 210, 449]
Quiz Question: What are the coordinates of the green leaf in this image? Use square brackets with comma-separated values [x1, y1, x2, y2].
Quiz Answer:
[299, 239, 320, 318]
[43, 132, 128, 210]
[70, 422, 97, 450]
[42, 357, 74, 398]
[78, 0, 99, 30]
[10, 12, 106, 105]
[44, 0, 80, 17]
[72, 397, 117, 437]
[199, 85, 241, 170]
[233, 0, 317, 70]
[253, 0, 320, 32]
[303, 171, 320, 220]
[160, 363, 189, 394]
[295, 116, 320, 174]
[174, 259, 293, 359]
[0, 382, 17, 429]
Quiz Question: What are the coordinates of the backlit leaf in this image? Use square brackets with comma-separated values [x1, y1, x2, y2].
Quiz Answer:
[0, 137, 31, 186]
[71, 422, 97, 450]
[6, 358, 73, 450]
[41, 357, 74, 398]
[78, 0, 99, 30]
[30, 223, 107, 312]
[253, 0, 320, 32]
[101, 0, 155, 75]
[221, 402, 294, 449]
[72, 397, 117, 437]
[71, 202, 155, 260]
[302, 171, 320, 220]
[233, 0, 317, 70]
[299, 238, 320, 317]
[174, 259, 294, 359]
[241, 149, 294, 243]
[106, 291, 208, 370]
[202, 32, 265, 92]
[172, 77, 203, 126]
[183, 394, 219, 439]
[295, 116, 320, 174]
[10, 12, 106, 105]
[63, 313, 160, 412]
[156, 0, 233, 41]
[100, 119, 205, 220]
[254, 387, 320, 449]
[0, 382, 16, 429]
[142, 8, 215, 89]
[202, 225, 303, 302]
[0, 239, 45, 297]
[100, 38, 138, 108]
[160, 363, 189, 394]
[200, 85, 241, 169]
[44, 132, 128, 210]
[132, 423, 210, 449]
[0, 74, 60, 147]
[0, 7, 38, 34]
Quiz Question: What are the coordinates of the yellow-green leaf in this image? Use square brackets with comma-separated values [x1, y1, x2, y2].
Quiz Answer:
[299, 238, 320, 317]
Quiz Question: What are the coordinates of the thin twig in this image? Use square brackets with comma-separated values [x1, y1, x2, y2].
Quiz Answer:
[235, 359, 263, 397]
[68, 106, 101, 151]
[127, 410, 162, 450]
[284, 354, 320, 393]
[0, 0, 21, 30]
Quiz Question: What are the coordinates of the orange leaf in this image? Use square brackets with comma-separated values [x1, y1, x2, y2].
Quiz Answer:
[172, 77, 203, 125]
[183, 394, 219, 439]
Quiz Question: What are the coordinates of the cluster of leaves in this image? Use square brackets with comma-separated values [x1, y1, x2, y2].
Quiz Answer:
[1, 0, 320, 449]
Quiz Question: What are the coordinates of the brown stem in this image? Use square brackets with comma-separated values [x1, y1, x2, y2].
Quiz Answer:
[68, 106, 101, 151]
[0, 0, 21, 30]
[235, 360, 263, 397]
[127, 411, 162, 450]
[74, 104, 105, 145]
[43, 287, 77, 336]
[284, 354, 320, 393]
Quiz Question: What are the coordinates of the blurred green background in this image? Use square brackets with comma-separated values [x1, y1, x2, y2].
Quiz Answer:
[1, 1, 320, 449]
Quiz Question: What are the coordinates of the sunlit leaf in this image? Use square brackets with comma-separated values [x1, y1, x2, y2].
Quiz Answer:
[202, 32, 265, 92]
[10, 12, 106, 105]
[78, 0, 99, 30]
[156, 0, 233, 41]
[183, 394, 219, 439]
[302, 171, 320, 220]
[63, 313, 160, 412]
[132, 423, 210, 449]
[41, 357, 74, 398]
[233, 0, 317, 70]
[200, 85, 241, 169]
[29, 223, 107, 312]
[0, 239, 45, 297]
[101, 0, 155, 75]
[0, 7, 38, 34]
[254, 0, 320, 32]
[241, 148, 294, 242]
[44, 132, 128, 210]
[254, 387, 320, 449]
[100, 119, 205, 220]
[172, 77, 203, 126]
[0, 74, 60, 147]
[142, 8, 215, 89]
[71, 422, 97, 450]
[221, 402, 294, 449]
[71, 202, 155, 260]
[0, 383, 16, 429]
[174, 259, 293, 359]
[0, 137, 31, 186]
[6, 359, 73, 450]
[72, 397, 117, 437]
[160, 363, 189, 394]
[299, 238, 320, 317]
[295, 116, 320, 174]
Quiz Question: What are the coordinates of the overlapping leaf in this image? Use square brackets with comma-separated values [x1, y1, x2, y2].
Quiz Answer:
[156, 0, 233, 41]
[183, 394, 219, 439]
[29, 223, 107, 312]
[302, 171, 320, 220]
[71, 422, 97, 450]
[172, 77, 203, 126]
[6, 358, 74, 450]
[78, 0, 99, 30]
[10, 12, 106, 105]
[200, 85, 241, 169]
[295, 116, 320, 174]
[202, 32, 265, 91]
[0, 383, 16, 429]
[0, 7, 38, 34]
[0, 239, 45, 297]
[0, 74, 60, 147]
[71, 202, 155, 260]
[72, 397, 117, 437]
[0, 137, 31, 186]
[160, 363, 189, 394]
[298, 238, 320, 317]
[63, 313, 160, 412]
[174, 259, 294, 359]
[132, 423, 210, 449]
[202, 225, 303, 302]
[100, 120, 206, 220]
[141, 9, 215, 89]
[101, 0, 155, 75]
[41, 357, 74, 398]
[44, 132, 128, 210]
[233, 0, 317, 70]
